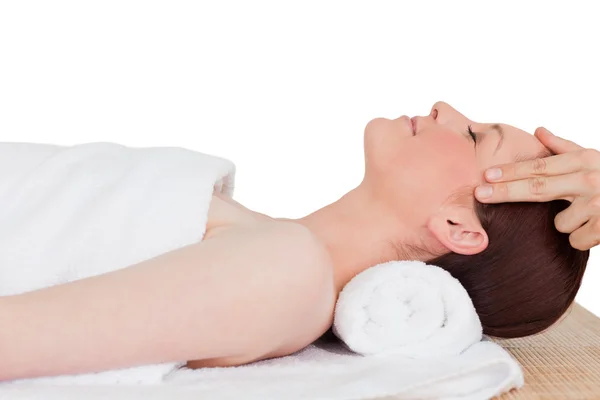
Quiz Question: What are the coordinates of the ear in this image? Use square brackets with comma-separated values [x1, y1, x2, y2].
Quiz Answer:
[426, 205, 489, 256]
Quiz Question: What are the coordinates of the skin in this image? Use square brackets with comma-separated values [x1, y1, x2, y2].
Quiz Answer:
[0, 101, 579, 380]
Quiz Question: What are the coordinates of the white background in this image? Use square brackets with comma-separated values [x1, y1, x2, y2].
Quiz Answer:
[1, 1, 599, 315]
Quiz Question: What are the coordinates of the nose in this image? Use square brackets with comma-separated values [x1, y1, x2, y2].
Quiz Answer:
[430, 101, 472, 131]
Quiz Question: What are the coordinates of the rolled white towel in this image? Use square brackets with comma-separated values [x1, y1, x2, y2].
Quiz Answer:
[333, 260, 483, 357]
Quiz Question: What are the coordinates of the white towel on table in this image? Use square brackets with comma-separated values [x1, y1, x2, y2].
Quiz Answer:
[0, 340, 523, 400]
[0, 141, 523, 399]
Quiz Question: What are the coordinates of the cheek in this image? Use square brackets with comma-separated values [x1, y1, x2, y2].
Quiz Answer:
[394, 134, 478, 200]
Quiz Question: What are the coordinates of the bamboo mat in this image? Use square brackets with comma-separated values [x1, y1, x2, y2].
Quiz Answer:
[492, 303, 600, 399]
[378, 303, 600, 399]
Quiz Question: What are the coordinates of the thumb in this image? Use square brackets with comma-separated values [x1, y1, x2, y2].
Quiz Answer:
[534, 126, 584, 154]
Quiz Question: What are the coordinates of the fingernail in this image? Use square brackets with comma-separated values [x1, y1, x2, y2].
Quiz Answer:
[476, 185, 493, 198]
[486, 168, 502, 180]
[542, 127, 553, 136]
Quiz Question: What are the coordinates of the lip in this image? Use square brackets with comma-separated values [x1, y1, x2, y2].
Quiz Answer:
[410, 116, 417, 135]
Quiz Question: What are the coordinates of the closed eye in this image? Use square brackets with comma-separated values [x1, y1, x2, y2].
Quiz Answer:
[467, 125, 477, 147]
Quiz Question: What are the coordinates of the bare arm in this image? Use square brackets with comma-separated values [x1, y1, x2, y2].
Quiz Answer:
[0, 221, 335, 381]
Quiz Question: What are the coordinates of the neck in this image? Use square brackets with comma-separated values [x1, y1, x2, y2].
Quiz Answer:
[278, 184, 434, 293]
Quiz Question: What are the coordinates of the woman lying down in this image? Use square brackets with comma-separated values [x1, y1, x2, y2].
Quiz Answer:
[0, 101, 590, 381]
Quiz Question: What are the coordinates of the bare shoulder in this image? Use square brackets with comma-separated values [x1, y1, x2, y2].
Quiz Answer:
[186, 220, 337, 369]
[243, 220, 337, 338]
[270, 222, 337, 354]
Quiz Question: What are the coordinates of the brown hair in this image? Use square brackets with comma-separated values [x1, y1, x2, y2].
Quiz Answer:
[428, 186, 589, 338]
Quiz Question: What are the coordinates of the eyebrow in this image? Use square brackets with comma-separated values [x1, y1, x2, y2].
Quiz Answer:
[490, 124, 504, 155]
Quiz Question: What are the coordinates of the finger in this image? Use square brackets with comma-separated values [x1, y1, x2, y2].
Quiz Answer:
[534, 127, 585, 154]
[554, 197, 593, 234]
[484, 151, 590, 183]
[569, 217, 600, 251]
[475, 172, 593, 203]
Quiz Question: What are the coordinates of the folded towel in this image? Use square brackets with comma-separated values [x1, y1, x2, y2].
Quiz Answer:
[0, 140, 236, 384]
[0, 141, 524, 399]
[333, 260, 483, 357]
[0, 338, 523, 400]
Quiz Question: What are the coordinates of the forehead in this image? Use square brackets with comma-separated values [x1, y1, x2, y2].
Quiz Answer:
[502, 123, 546, 154]
[479, 123, 547, 166]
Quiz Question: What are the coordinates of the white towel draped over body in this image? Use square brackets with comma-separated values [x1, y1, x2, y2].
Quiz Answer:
[0, 141, 523, 399]
[0, 140, 236, 384]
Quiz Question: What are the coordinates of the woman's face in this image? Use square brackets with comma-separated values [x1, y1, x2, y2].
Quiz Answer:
[362, 101, 549, 250]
